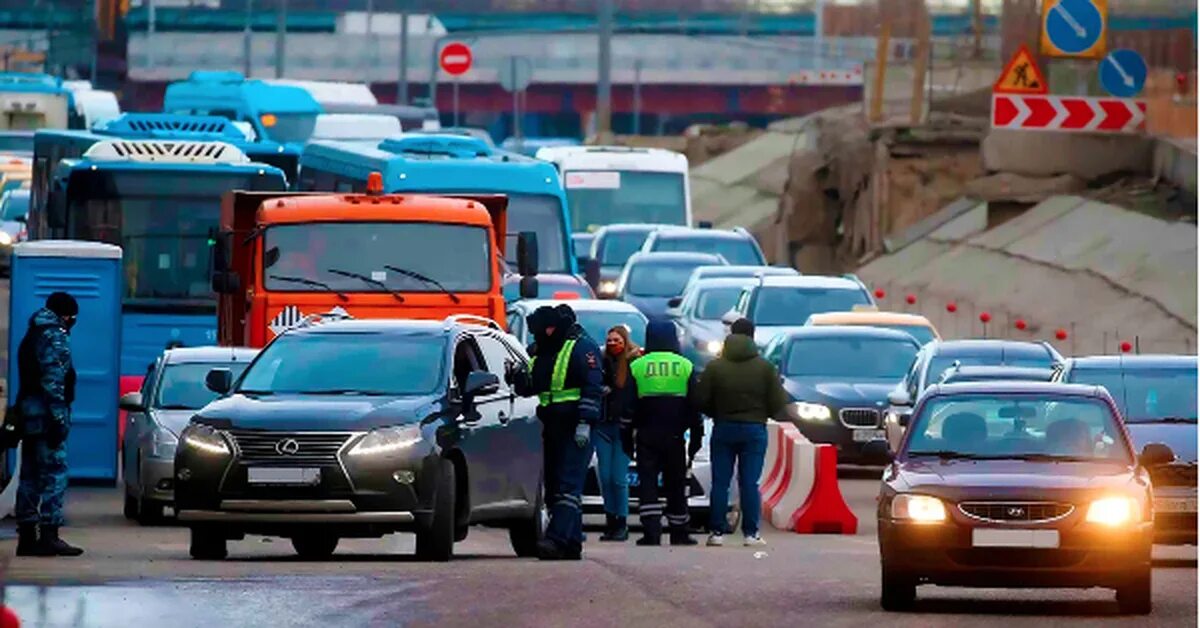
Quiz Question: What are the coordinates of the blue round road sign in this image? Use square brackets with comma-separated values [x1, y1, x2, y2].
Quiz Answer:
[1045, 0, 1103, 54]
[1100, 49, 1147, 98]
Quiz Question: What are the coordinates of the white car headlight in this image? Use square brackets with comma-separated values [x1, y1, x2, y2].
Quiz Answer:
[180, 424, 229, 456]
[348, 425, 424, 457]
[149, 426, 179, 459]
[1086, 496, 1141, 526]
[0, 231, 12, 246]
[598, 280, 618, 296]
[694, 338, 723, 355]
[792, 401, 832, 421]
[891, 494, 947, 523]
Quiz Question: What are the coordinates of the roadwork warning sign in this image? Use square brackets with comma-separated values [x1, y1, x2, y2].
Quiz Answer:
[994, 45, 1048, 95]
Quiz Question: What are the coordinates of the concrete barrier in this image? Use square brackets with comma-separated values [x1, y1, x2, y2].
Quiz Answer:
[758, 423, 858, 535]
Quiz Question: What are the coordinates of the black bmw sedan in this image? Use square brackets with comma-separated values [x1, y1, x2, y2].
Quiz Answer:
[174, 318, 544, 562]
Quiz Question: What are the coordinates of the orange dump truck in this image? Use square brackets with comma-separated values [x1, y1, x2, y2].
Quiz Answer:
[212, 175, 537, 347]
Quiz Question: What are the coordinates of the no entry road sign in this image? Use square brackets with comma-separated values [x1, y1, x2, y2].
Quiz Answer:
[992, 94, 1145, 134]
[439, 42, 473, 76]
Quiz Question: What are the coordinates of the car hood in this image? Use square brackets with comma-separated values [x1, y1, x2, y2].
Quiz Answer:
[623, 294, 672, 319]
[783, 377, 896, 407]
[893, 459, 1139, 501]
[194, 393, 444, 431]
[1126, 422, 1197, 463]
[149, 409, 199, 436]
[688, 320, 726, 341]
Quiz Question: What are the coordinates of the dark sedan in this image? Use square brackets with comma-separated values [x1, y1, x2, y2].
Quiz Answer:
[174, 318, 544, 562]
[616, 251, 725, 319]
[763, 326, 921, 463]
[668, 276, 756, 367]
[872, 382, 1155, 614]
[583, 223, 664, 298]
[1056, 354, 1197, 544]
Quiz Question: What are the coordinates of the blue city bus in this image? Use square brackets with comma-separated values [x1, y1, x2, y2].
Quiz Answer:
[28, 138, 288, 396]
[298, 134, 577, 277]
[163, 71, 322, 148]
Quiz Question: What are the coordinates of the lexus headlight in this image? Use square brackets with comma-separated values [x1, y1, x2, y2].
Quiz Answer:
[180, 424, 229, 456]
[792, 402, 832, 421]
[149, 426, 179, 459]
[891, 494, 946, 523]
[349, 425, 424, 457]
[598, 280, 618, 296]
[1086, 496, 1141, 527]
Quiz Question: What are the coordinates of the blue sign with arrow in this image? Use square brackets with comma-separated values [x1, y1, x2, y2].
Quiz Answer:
[1044, 0, 1104, 55]
[1100, 49, 1147, 98]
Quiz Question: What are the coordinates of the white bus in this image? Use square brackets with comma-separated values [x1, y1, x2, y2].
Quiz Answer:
[535, 145, 691, 233]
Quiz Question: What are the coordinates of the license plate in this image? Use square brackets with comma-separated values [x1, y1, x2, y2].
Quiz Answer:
[1155, 497, 1198, 513]
[852, 429, 886, 443]
[628, 471, 639, 487]
[971, 528, 1060, 548]
[247, 467, 320, 485]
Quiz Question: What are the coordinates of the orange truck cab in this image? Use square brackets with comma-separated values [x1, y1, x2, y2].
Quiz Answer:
[212, 179, 538, 347]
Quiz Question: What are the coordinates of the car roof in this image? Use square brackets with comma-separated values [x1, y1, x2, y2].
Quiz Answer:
[929, 339, 1056, 358]
[689, 277, 759, 290]
[756, 275, 863, 290]
[511, 299, 645, 314]
[942, 365, 1056, 378]
[162, 346, 260, 364]
[627, 251, 724, 265]
[926, 381, 1107, 398]
[598, 223, 669, 235]
[651, 227, 747, 241]
[289, 319, 452, 336]
[780, 325, 921, 344]
[692, 265, 797, 278]
[808, 311, 933, 326]
[1066, 354, 1198, 370]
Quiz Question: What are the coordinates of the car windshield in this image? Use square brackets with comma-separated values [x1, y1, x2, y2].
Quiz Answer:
[239, 333, 445, 396]
[65, 169, 285, 308]
[155, 362, 250, 410]
[906, 394, 1131, 463]
[628, 261, 711, 297]
[564, 171, 686, 231]
[261, 112, 318, 144]
[264, 222, 491, 293]
[751, 287, 870, 326]
[503, 194, 569, 273]
[1067, 367, 1198, 423]
[879, 324, 937, 345]
[598, 231, 651, 269]
[696, 287, 744, 320]
[784, 337, 917, 379]
[576, 311, 648, 346]
[653, 235, 762, 265]
[928, 353, 1054, 384]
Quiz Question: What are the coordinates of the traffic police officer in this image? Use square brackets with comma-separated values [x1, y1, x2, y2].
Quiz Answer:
[628, 320, 702, 546]
[512, 304, 604, 560]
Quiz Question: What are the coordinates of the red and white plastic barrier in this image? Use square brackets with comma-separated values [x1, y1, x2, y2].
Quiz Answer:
[758, 421, 857, 535]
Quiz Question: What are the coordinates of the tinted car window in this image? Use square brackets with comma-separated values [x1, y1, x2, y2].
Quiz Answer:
[240, 333, 445, 395]
[907, 394, 1130, 462]
[784, 337, 917, 379]
[751, 287, 870, 326]
[653, 236, 762, 265]
[156, 362, 250, 410]
[628, 262, 710, 297]
[696, 287, 744, 320]
[576, 311, 648, 346]
[599, 231, 651, 268]
[1067, 367, 1198, 423]
[928, 353, 1054, 383]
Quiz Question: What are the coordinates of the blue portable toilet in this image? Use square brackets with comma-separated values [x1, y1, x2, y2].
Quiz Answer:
[7, 241, 122, 482]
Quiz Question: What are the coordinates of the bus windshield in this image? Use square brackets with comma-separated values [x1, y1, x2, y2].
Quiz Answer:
[564, 171, 686, 230]
[260, 112, 318, 144]
[64, 169, 282, 309]
[503, 193, 569, 273]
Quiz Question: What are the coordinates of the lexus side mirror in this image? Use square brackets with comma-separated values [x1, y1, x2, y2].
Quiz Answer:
[517, 231, 539, 277]
[887, 390, 912, 407]
[205, 368, 233, 395]
[119, 392, 145, 413]
[1139, 443, 1175, 467]
[861, 440, 894, 466]
[464, 370, 501, 399]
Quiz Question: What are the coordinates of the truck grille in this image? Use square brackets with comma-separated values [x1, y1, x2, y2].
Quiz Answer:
[839, 408, 880, 428]
[228, 430, 355, 467]
[958, 501, 1074, 523]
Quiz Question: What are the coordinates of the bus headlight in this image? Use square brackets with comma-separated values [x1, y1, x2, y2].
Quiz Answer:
[349, 425, 424, 457]
[180, 424, 229, 456]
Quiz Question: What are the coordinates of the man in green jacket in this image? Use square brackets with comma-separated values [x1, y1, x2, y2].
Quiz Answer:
[694, 317, 789, 547]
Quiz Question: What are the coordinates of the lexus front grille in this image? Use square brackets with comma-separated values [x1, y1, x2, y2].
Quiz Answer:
[958, 501, 1074, 524]
[228, 430, 356, 467]
[839, 408, 880, 428]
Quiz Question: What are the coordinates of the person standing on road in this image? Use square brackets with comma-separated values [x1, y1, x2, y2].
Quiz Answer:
[597, 325, 641, 542]
[695, 317, 788, 547]
[511, 304, 604, 560]
[628, 320, 702, 547]
[14, 292, 84, 557]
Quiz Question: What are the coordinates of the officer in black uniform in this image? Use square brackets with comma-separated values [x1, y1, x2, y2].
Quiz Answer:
[628, 319, 703, 546]
[512, 304, 604, 560]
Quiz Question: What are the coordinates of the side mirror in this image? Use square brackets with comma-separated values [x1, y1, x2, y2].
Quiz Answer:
[887, 390, 912, 407]
[861, 440, 894, 466]
[464, 370, 501, 399]
[667, 296, 683, 308]
[211, 271, 242, 294]
[205, 368, 233, 395]
[517, 231, 539, 277]
[1139, 443, 1175, 467]
[119, 392, 145, 413]
[584, 257, 601, 290]
[519, 276, 539, 300]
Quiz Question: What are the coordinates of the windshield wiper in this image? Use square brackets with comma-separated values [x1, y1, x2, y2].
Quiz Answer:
[238, 389, 275, 396]
[1005, 453, 1097, 462]
[385, 265, 461, 303]
[156, 404, 197, 411]
[907, 451, 992, 460]
[299, 389, 390, 396]
[1142, 417, 1197, 424]
[268, 275, 349, 302]
[327, 268, 405, 303]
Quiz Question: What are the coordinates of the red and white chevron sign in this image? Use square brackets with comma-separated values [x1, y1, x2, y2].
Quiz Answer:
[991, 94, 1146, 133]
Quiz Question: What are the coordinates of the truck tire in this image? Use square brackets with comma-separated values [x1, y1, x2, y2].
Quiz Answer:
[189, 527, 227, 561]
[291, 534, 339, 560]
[416, 459, 455, 562]
[1116, 568, 1152, 615]
[879, 565, 915, 611]
[509, 478, 546, 558]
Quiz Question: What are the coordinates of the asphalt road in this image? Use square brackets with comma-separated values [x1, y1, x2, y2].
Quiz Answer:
[0, 474, 1194, 628]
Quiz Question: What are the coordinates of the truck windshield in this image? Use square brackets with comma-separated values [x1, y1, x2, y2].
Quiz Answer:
[504, 193, 569, 273]
[263, 222, 492, 293]
[260, 112, 318, 144]
[564, 171, 685, 230]
[65, 169, 281, 309]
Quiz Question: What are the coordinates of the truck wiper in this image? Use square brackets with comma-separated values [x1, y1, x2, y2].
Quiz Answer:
[385, 265, 461, 303]
[268, 275, 349, 301]
[327, 268, 405, 303]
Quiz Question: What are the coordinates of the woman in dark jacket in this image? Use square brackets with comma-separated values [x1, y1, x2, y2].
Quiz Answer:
[597, 324, 641, 541]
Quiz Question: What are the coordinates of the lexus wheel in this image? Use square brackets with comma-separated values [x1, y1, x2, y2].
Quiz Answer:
[415, 458, 455, 562]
